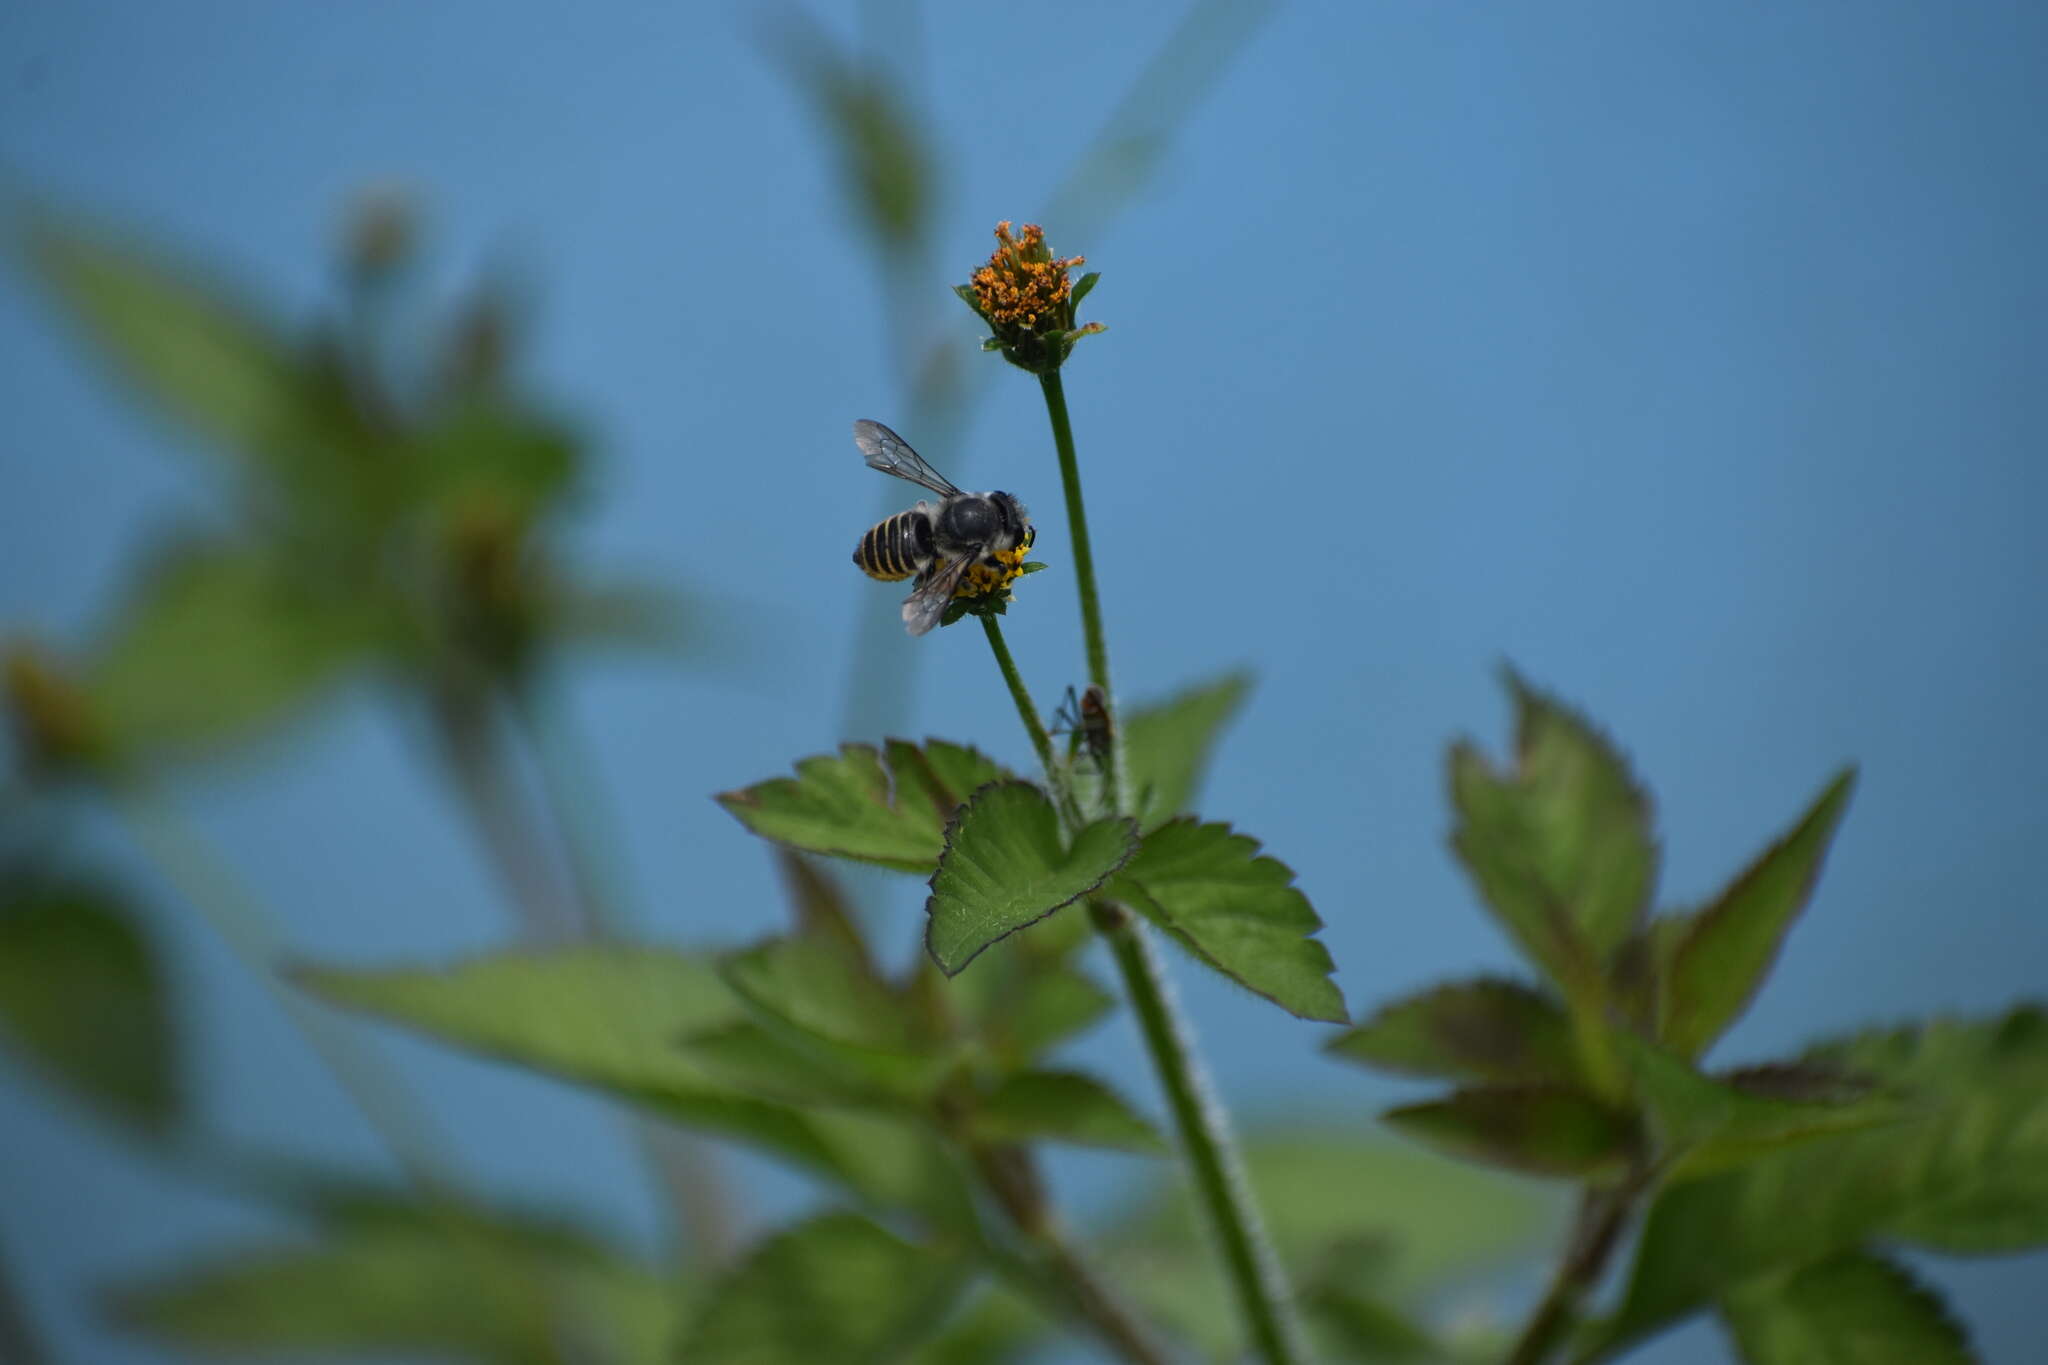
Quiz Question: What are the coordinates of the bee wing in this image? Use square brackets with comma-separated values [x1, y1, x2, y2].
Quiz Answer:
[900, 555, 975, 637]
[854, 419, 961, 498]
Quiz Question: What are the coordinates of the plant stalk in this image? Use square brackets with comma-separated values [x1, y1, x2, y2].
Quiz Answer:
[1030, 367, 1308, 1365]
[1504, 1184, 1635, 1365]
[114, 784, 454, 1191]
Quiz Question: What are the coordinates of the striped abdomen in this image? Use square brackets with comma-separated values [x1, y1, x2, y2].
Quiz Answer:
[853, 509, 934, 582]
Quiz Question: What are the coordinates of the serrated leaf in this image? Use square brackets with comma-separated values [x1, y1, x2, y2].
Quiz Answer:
[1326, 977, 1581, 1086]
[1661, 770, 1856, 1058]
[295, 949, 882, 1195]
[924, 782, 1136, 975]
[87, 545, 380, 755]
[1503, 671, 1659, 955]
[0, 878, 180, 1135]
[29, 221, 309, 466]
[722, 937, 948, 1097]
[1110, 819, 1345, 1023]
[971, 1070, 1168, 1155]
[718, 740, 1011, 873]
[110, 1203, 685, 1365]
[678, 1213, 967, 1365]
[1616, 1031, 1900, 1180]
[1123, 672, 1252, 831]
[1601, 1005, 2048, 1353]
[1719, 1252, 1977, 1365]
[1382, 1086, 1637, 1178]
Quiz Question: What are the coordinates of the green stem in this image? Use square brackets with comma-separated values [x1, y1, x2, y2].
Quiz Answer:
[1032, 368, 1307, 1364]
[114, 784, 454, 1191]
[0, 1235, 49, 1365]
[1092, 901, 1307, 1365]
[1504, 1184, 1635, 1365]
[980, 616, 1056, 774]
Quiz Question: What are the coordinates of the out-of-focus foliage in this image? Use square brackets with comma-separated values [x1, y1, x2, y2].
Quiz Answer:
[0, 869, 181, 1137]
[1328, 673, 2043, 1364]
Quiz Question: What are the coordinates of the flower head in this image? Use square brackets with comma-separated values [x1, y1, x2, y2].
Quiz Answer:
[956, 222, 1104, 374]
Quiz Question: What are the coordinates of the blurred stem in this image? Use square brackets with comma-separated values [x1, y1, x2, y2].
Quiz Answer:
[1506, 1182, 1636, 1365]
[0, 1237, 49, 1365]
[1029, 371, 1306, 1365]
[966, 1140, 1173, 1365]
[440, 682, 737, 1265]
[112, 782, 453, 1191]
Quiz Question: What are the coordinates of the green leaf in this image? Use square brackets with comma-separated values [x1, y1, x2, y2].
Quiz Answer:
[28, 221, 309, 465]
[924, 782, 1136, 975]
[110, 1202, 685, 1365]
[970, 1070, 1168, 1155]
[1660, 769, 1856, 1058]
[295, 948, 880, 1194]
[677, 1213, 967, 1365]
[1719, 1252, 1977, 1365]
[1326, 977, 1581, 1086]
[984, 965, 1116, 1066]
[722, 937, 948, 1098]
[1449, 672, 1658, 990]
[718, 739, 1011, 873]
[1601, 1005, 2048, 1353]
[0, 878, 180, 1135]
[403, 399, 579, 516]
[1123, 672, 1252, 831]
[1110, 819, 1346, 1023]
[1381, 1086, 1637, 1178]
[1069, 271, 1101, 311]
[87, 544, 380, 755]
[1616, 1031, 1900, 1180]
[673, 1021, 888, 1108]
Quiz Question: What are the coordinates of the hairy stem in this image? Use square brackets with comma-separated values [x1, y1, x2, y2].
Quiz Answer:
[115, 784, 453, 1190]
[1505, 1184, 1635, 1365]
[1030, 370, 1307, 1364]
[1036, 371, 1125, 810]
[980, 616, 1057, 775]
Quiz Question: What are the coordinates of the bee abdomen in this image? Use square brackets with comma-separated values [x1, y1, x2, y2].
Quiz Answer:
[854, 511, 929, 582]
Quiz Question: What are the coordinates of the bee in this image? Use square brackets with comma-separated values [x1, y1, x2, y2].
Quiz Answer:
[1050, 684, 1113, 766]
[851, 419, 1034, 636]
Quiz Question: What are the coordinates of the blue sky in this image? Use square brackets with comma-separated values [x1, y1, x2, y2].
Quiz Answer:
[2, 3, 2044, 1361]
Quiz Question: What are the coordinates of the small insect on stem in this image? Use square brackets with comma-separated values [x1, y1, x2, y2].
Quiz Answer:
[849, 419, 1035, 637]
[1049, 684, 1113, 768]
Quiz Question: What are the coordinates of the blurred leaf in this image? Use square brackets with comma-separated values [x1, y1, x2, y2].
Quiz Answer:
[1301, 1265, 1442, 1365]
[906, 1282, 1045, 1365]
[1327, 978, 1581, 1087]
[1617, 1032, 1899, 1180]
[717, 739, 1011, 873]
[88, 544, 381, 755]
[28, 221, 309, 466]
[110, 1202, 685, 1365]
[924, 782, 1136, 975]
[405, 399, 579, 516]
[0, 878, 179, 1135]
[673, 1020, 886, 1108]
[1719, 1251, 1977, 1365]
[971, 1070, 1168, 1155]
[1111, 819, 1346, 1023]
[1660, 770, 1856, 1058]
[542, 577, 698, 656]
[295, 948, 895, 1196]
[982, 964, 1117, 1067]
[766, 17, 931, 247]
[722, 936, 948, 1098]
[1601, 1005, 2048, 1353]
[1108, 1130, 1559, 1359]
[1381, 1086, 1637, 1179]
[774, 848, 871, 968]
[1448, 672, 1657, 994]
[678, 1212, 967, 1365]
[1123, 671, 1252, 831]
